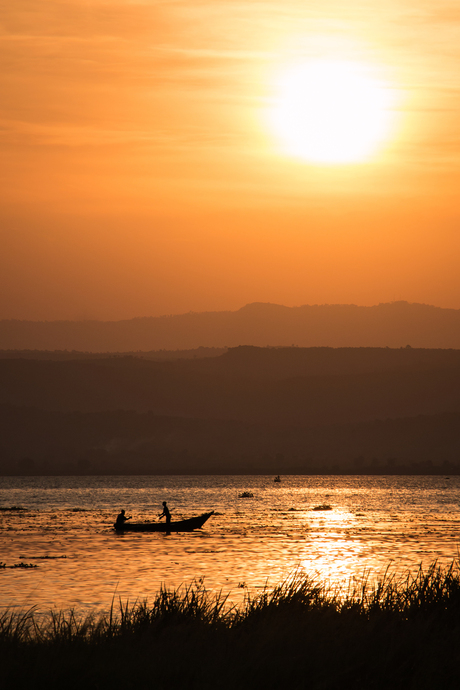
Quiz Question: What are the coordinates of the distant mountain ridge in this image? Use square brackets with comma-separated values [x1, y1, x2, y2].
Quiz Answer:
[1, 301, 460, 351]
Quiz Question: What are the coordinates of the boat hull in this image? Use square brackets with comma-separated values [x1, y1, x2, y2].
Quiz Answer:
[113, 511, 214, 533]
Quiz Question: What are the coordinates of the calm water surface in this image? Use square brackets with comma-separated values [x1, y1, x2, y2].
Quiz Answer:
[1, 475, 460, 613]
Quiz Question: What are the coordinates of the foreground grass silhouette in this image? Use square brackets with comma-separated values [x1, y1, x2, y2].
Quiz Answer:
[2, 561, 460, 689]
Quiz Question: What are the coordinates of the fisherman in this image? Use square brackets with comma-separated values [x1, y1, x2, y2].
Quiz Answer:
[115, 509, 132, 527]
[158, 501, 171, 526]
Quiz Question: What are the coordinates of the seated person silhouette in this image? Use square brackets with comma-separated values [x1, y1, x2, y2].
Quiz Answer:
[115, 509, 132, 527]
[158, 501, 171, 526]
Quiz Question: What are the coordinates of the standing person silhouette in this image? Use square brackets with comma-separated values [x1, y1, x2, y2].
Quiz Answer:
[115, 509, 131, 528]
[159, 501, 171, 530]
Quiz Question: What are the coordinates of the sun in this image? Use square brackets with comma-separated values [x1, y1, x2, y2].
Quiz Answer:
[269, 59, 395, 164]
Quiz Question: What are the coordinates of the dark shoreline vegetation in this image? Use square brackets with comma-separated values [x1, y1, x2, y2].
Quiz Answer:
[2, 562, 460, 689]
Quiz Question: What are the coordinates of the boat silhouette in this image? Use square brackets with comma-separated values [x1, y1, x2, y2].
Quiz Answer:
[113, 511, 214, 533]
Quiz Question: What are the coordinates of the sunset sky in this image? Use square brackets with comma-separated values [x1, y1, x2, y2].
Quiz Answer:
[1, 0, 459, 321]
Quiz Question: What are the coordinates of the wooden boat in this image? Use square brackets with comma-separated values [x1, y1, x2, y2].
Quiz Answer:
[113, 511, 214, 533]
[274, 475, 281, 483]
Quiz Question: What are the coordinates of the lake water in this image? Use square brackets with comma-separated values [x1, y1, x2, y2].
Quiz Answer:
[1, 475, 460, 614]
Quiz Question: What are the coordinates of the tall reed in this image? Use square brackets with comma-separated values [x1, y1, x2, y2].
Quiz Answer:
[2, 561, 460, 689]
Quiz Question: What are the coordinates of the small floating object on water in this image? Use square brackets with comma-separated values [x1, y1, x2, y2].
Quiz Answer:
[0, 562, 39, 569]
[19, 555, 67, 560]
[274, 475, 281, 483]
[312, 504, 332, 511]
[238, 491, 254, 498]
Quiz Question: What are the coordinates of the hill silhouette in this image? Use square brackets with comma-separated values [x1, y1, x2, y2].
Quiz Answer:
[1, 405, 459, 475]
[1, 301, 460, 351]
[2, 346, 460, 474]
[1, 347, 460, 424]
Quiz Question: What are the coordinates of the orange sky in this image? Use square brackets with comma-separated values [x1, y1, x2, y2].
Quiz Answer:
[1, 1, 459, 320]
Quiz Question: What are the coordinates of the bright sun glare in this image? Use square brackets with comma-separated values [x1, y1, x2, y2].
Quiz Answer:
[270, 60, 395, 164]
